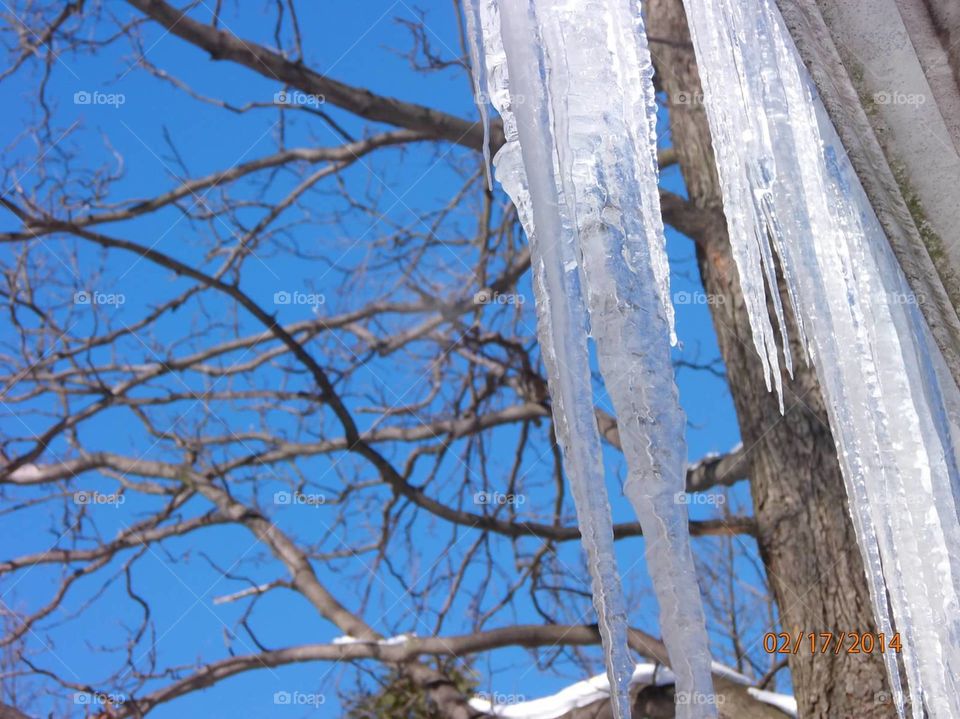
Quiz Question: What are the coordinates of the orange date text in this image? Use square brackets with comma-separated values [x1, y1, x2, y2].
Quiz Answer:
[762, 631, 901, 655]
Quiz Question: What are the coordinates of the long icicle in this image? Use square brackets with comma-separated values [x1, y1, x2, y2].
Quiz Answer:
[680, 0, 960, 715]
[535, 1, 715, 715]
[468, 2, 635, 716]
[466, 1, 717, 716]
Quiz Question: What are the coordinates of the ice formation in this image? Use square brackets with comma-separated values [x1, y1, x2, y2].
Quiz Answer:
[678, 0, 960, 716]
[467, 3, 634, 716]
[466, 1, 716, 717]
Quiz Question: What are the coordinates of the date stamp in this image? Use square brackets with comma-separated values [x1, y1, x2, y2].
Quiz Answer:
[763, 631, 902, 655]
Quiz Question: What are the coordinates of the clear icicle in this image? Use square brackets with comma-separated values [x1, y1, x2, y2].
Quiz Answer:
[472, 1, 635, 716]
[467, 0, 716, 716]
[681, 0, 960, 715]
[536, 0, 714, 715]
[607, 0, 677, 346]
[463, 0, 493, 191]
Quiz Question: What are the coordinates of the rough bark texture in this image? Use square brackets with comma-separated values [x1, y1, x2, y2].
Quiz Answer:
[646, 1, 896, 717]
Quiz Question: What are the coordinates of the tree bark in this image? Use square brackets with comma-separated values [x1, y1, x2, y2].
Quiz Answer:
[647, 0, 896, 716]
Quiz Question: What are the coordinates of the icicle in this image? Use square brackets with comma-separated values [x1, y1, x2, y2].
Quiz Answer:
[467, 1, 716, 716]
[472, 2, 636, 716]
[535, 1, 714, 715]
[607, 0, 677, 346]
[463, 0, 493, 191]
[680, 0, 960, 714]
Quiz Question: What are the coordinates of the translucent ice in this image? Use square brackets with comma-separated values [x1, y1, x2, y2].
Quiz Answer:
[681, 0, 960, 714]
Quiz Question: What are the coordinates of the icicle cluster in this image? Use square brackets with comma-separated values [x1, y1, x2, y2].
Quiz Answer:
[465, 2, 716, 717]
[679, 0, 960, 716]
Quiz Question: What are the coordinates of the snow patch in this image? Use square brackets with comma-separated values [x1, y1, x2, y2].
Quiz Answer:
[468, 662, 796, 719]
[331, 633, 415, 646]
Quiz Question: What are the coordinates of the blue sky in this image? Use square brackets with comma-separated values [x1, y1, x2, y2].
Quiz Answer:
[0, 2, 772, 716]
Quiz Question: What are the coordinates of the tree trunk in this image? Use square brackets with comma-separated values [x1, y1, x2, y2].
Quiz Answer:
[647, 0, 897, 716]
